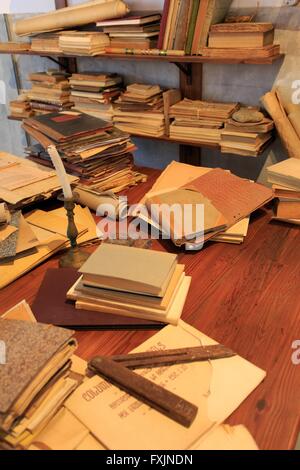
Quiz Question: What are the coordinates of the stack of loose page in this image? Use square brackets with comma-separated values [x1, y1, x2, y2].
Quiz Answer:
[0, 318, 78, 450]
[169, 98, 239, 145]
[23, 111, 145, 195]
[114, 83, 165, 137]
[59, 32, 110, 56]
[0, 152, 78, 210]
[67, 243, 191, 325]
[70, 72, 123, 122]
[267, 158, 300, 225]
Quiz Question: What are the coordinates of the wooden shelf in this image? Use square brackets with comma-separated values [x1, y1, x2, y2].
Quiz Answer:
[0, 48, 284, 65]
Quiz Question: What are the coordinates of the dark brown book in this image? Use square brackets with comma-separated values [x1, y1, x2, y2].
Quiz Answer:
[31, 268, 165, 330]
[24, 112, 112, 143]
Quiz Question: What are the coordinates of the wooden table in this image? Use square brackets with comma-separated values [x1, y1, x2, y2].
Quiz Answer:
[1, 168, 300, 450]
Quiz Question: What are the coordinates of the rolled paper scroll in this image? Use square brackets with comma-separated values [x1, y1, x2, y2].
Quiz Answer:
[14, 0, 129, 37]
[76, 188, 128, 220]
[261, 91, 300, 160]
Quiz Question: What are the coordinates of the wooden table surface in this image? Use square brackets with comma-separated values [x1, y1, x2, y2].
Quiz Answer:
[0, 168, 299, 450]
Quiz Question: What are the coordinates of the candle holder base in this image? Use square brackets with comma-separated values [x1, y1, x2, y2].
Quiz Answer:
[59, 246, 90, 269]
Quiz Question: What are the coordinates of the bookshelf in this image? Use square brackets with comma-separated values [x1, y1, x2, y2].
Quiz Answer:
[2, 0, 284, 166]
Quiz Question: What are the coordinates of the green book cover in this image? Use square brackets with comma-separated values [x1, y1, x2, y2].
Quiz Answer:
[185, 0, 201, 55]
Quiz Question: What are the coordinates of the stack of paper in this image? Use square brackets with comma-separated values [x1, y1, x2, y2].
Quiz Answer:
[59, 32, 110, 56]
[22, 71, 73, 115]
[221, 108, 274, 157]
[98, 11, 161, 50]
[0, 316, 78, 450]
[268, 158, 300, 225]
[70, 72, 123, 122]
[0, 204, 98, 290]
[67, 243, 191, 325]
[9, 99, 33, 119]
[169, 98, 239, 144]
[203, 22, 280, 59]
[23, 111, 146, 195]
[0, 152, 78, 210]
[114, 83, 165, 137]
[31, 33, 63, 54]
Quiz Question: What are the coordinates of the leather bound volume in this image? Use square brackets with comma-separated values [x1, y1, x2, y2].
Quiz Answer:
[185, 0, 200, 55]
[31, 268, 164, 330]
[157, 0, 171, 49]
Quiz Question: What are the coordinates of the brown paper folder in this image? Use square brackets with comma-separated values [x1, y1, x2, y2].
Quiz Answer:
[31, 269, 165, 330]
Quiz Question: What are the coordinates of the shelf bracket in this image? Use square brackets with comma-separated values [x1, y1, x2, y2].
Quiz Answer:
[45, 56, 69, 70]
[172, 62, 192, 85]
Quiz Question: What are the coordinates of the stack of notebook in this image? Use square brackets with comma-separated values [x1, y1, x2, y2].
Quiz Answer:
[0, 318, 78, 449]
[23, 111, 145, 195]
[114, 83, 165, 137]
[59, 32, 110, 56]
[203, 22, 280, 59]
[267, 158, 300, 225]
[67, 243, 191, 325]
[9, 99, 33, 119]
[158, 0, 233, 54]
[70, 72, 123, 122]
[97, 11, 161, 51]
[169, 98, 239, 144]
[23, 71, 73, 114]
[221, 108, 274, 157]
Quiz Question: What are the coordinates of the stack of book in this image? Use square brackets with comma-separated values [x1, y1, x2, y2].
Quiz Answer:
[9, 99, 33, 119]
[23, 71, 73, 114]
[31, 33, 62, 53]
[203, 22, 280, 59]
[0, 318, 78, 449]
[169, 98, 239, 144]
[114, 83, 165, 137]
[221, 108, 274, 157]
[267, 158, 300, 225]
[23, 111, 145, 195]
[58, 32, 110, 56]
[67, 243, 191, 325]
[98, 11, 161, 51]
[158, 0, 233, 55]
[70, 72, 123, 122]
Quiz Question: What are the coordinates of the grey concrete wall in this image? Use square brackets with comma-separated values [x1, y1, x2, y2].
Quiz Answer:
[0, 0, 299, 181]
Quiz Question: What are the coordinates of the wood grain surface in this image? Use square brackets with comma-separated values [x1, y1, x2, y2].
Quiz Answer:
[0, 168, 299, 450]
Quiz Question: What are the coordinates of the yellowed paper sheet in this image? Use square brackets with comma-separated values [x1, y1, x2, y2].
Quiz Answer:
[193, 424, 259, 451]
[0, 225, 17, 243]
[26, 210, 87, 238]
[65, 321, 266, 450]
[15, 215, 40, 255]
[1, 300, 36, 322]
[0, 165, 53, 191]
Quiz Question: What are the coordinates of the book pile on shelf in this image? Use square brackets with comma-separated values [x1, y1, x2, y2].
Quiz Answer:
[0, 313, 80, 450]
[203, 22, 280, 60]
[58, 32, 110, 56]
[31, 33, 62, 53]
[169, 98, 239, 145]
[267, 158, 300, 226]
[137, 161, 273, 249]
[9, 98, 33, 119]
[221, 108, 274, 157]
[67, 243, 191, 325]
[98, 11, 161, 52]
[70, 72, 123, 122]
[158, 0, 233, 55]
[23, 111, 146, 196]
[114, 83, 165, 137]
[21, 71, 73, 115]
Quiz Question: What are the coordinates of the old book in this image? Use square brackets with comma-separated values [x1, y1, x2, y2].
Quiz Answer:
[97, 11, 161, 27]
[273, 184, 300, 199]
[172, 0, 190, 51]
[79, 244, 178, 297]
[32, 268, 164, 330]
[276, 200, 300, 219]
[64, 320, 265, 450]
[267, 158, 300, 190]
[201, 44, 280, 58]
[185, 0, 200, 55]
[158, 0, 171, 49]
[0, 319, 76, 432]
[208, 23, 274, 48]
[196, 0, 233, 52]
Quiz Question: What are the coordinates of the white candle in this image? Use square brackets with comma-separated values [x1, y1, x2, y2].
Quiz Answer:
[48, 145, 73, 200]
